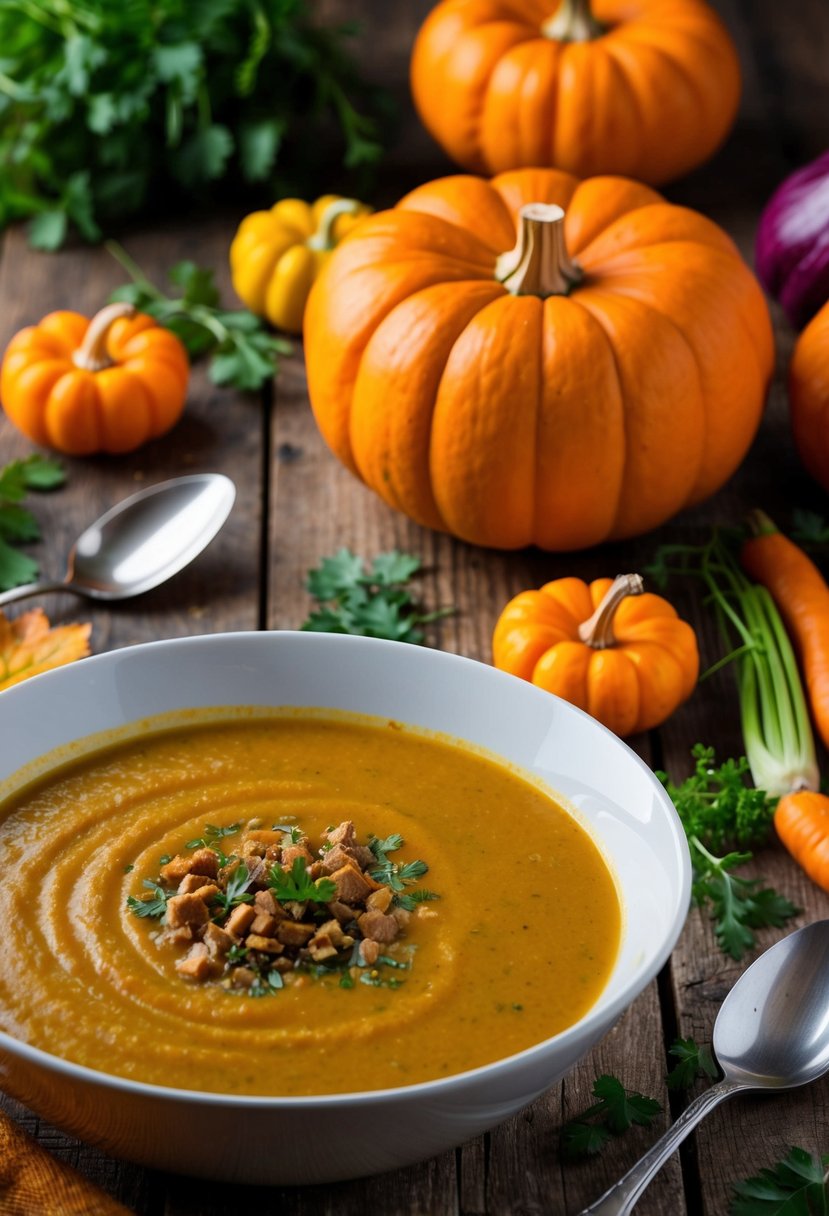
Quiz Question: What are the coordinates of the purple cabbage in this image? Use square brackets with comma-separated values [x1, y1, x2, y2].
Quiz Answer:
[756, 150, 829, 329]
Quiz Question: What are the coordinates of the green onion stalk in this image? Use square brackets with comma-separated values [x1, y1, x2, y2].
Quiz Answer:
[651, 530, 818, 797]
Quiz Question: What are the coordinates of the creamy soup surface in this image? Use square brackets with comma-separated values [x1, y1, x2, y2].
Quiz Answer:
[0, 713, 621, 1096]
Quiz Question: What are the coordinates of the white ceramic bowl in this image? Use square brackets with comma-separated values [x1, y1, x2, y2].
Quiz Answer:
[0, 632, 690, 1184]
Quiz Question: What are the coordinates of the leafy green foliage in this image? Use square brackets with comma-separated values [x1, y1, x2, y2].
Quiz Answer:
[212, 863, 254, 913]
[658, 745, 777, 851]
[126, 880, 170, 919]
[108, 248, 291, 391]
[269, 856, 336, 904]
[185, 822, 241, 851]
[658, 747, 799, 960]
[301, 549, 453, 643]
[791, 509, 829, 548]
[0, 0, 387, 247]
[730, 1146, 829, 1215]
[0, 456, 65, 591]
[561, 1075, 662, 1160]
[666, 1037, 718, 1091]
[367, 834, 437, 908]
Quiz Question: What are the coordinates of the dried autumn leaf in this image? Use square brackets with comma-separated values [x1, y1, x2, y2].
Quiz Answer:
[0, 609, 91, 691]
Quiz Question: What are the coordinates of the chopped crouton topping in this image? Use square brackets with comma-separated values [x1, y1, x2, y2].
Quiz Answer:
[126, 818, 438, 996]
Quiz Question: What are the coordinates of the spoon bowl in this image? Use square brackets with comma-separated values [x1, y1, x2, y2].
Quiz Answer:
[581, 919, 829, 1215]
[0, 473, 235, 607]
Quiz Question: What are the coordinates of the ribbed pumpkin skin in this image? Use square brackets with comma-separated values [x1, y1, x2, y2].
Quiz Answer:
[0, 311, 189, 455]
[789, 302, 829, 493]
[304, 170, 773, 551]
[410, 0, 741, 185]
[492, 576, 699, 735]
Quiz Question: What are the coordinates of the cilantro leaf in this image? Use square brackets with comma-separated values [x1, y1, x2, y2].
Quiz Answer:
[730, 1146, 829, 1215]
[561, 1074, 661, 1160]
[213, 863, 253, 912]
[301, 548, 453, 644]
[269, 856, 336, 904]
[666, 1037, 718, 1091]
[368, 835, 431, 895]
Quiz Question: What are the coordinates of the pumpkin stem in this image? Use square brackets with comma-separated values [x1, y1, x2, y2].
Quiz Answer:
[72, 303, 136, 372]
[496, 204, 583, 298]
[307, 199, 362, 252]
[578, 574, 644, 649]
[542, 0, 605, 41]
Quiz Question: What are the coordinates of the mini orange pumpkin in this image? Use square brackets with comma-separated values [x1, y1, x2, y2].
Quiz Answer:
[789, 300, 829, 493]
[0, 303, 189, 455]
[492, 574, 699, 735]
[304, 169, 773, 550]
[410, 0, 741, 185]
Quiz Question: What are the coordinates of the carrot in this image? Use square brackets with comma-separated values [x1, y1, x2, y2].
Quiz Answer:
[774, 790, 829, 893]
[741, 510, 829, 752]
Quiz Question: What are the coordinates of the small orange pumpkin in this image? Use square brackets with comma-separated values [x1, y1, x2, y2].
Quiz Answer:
[0, 303, 189, 455]
[492, 574, 699, 735]
[789, 300, 829, 493]
[410, 0, 741, 185]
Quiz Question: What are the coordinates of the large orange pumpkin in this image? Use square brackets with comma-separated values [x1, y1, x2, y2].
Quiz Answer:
[410, 0, 741, 185]
[789, 301, 829, 493]
[303, 170, 773, 551]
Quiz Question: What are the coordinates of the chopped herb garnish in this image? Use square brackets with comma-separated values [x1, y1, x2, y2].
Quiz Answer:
[395, 888, 440, 911]
[268, 856, 336, 904]
[126, 880, 170, 919]
[272, 824, 303, 843]
[561, 1075, 662, 1160]
[212, 863, 254, 913]
[123, 863, 134, 874]
[185, 822, 241, 850]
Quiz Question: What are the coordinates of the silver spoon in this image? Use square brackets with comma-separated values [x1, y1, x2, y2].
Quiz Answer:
[579, 919, 829, 1215]
[0, 473, 235, 607]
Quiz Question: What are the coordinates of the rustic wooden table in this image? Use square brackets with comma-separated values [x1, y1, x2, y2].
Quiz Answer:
[0, 2, 827, 1213]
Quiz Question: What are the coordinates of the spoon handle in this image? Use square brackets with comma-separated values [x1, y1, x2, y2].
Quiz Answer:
[577, 1078, 746, 1215]
[0, 580, 72, 608]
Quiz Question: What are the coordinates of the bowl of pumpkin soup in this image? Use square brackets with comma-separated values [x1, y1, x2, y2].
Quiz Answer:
[0, 632, 690, 1184]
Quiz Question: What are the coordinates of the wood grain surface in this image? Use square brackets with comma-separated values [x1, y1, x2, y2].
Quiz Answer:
[0, 0, 827, 1213]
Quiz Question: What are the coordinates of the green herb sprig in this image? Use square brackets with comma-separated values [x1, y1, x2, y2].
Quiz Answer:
[731, 1146, 829, 1215]
[561, 1075, 662, 1160]
[126, 880, 170, 920]
[666, 1036, 718, 1091]
[658, 746, 799, 960]
[269, 856, 336, 905]
[0, 456, 65, 591]
[108, 248, 291, 392]
[212, 863, 254, 914]
[301, 549, 453, 643]
[367, 833, 438, 910]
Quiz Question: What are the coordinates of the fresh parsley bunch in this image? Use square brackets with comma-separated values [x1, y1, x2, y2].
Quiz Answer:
[658, 746, 799, 960]
[301, 549, 453, 643]
[0, 0, 386, 249]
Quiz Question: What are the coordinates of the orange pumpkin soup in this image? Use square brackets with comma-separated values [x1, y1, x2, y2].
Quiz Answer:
[0, 713, 620, 1096]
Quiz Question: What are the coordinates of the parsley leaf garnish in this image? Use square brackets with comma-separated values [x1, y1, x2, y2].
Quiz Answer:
[368, 834, 433, 899]
[730, 1146, 829, 1214]
[212, 863, 254, 913]
[108, 246, 292, 392]
[269, 856, 336, 904]
[666, 1037, 718, 1091]
[0, 456, 65, 591]
[185, 822, 241, 851]
[126, 880, 170, 920]
[301, 548, 453, 643]
[561, 1075, 661, 1160]
[658, 746, 799, 960]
